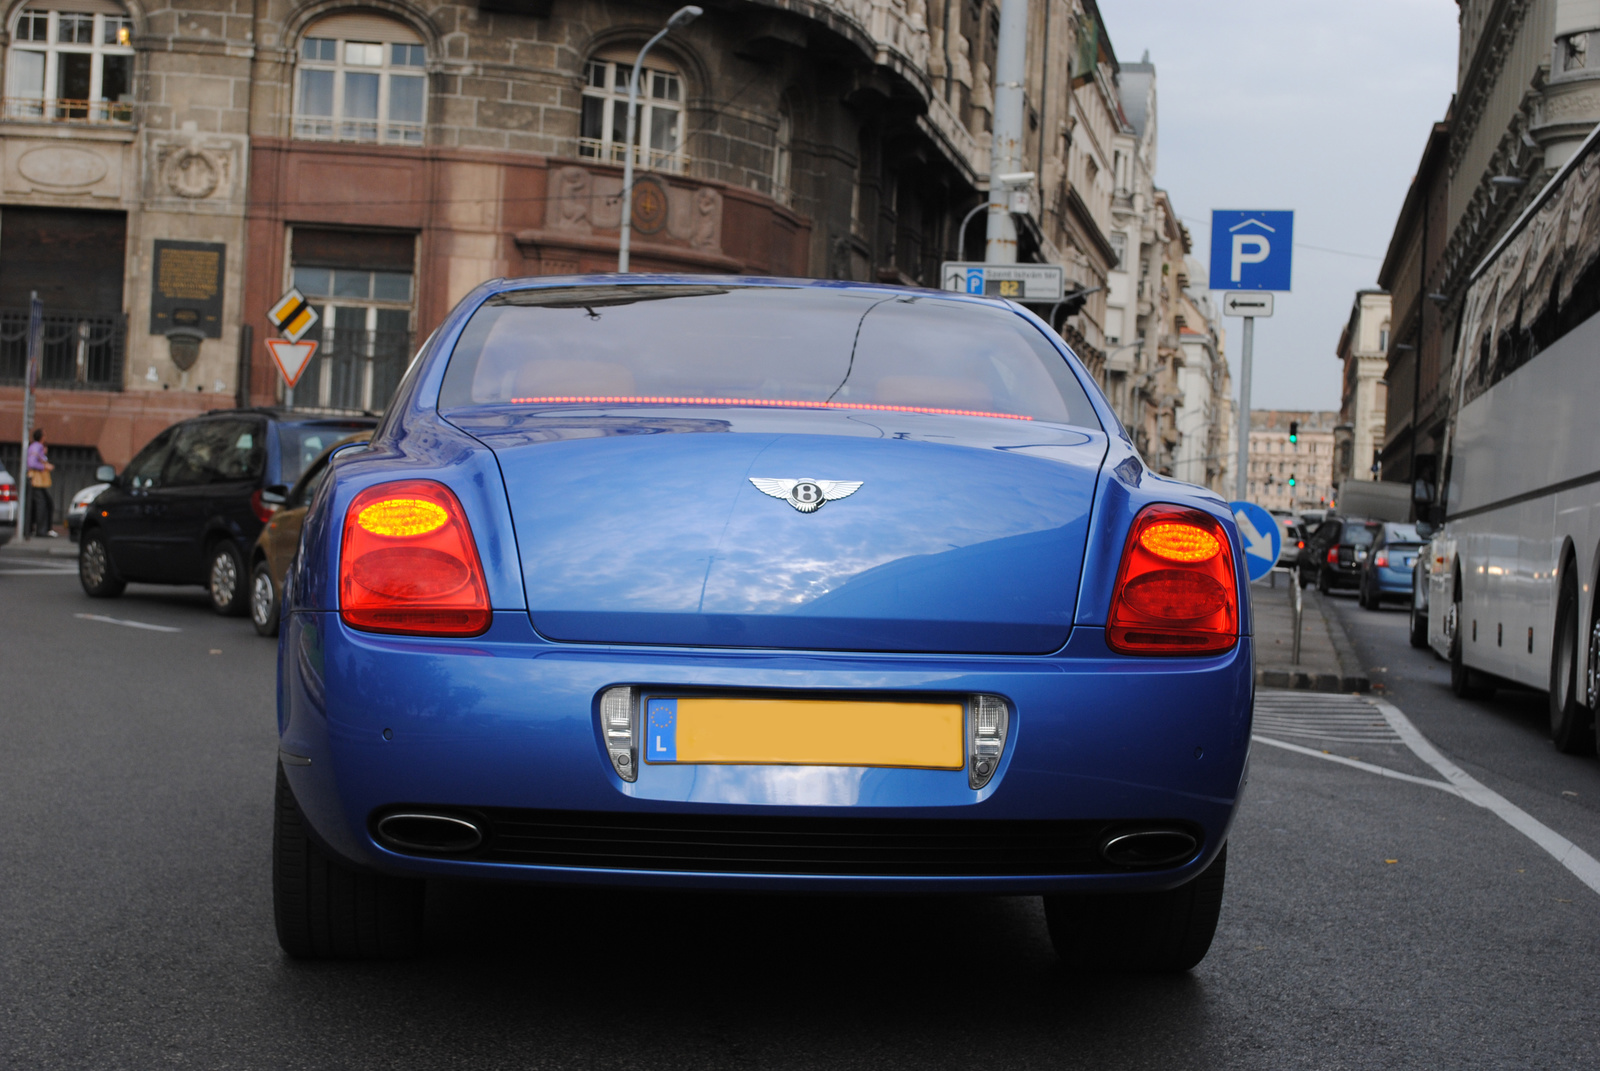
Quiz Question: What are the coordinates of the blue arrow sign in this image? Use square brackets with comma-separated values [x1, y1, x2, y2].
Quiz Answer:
[1209, 210, 1294, 291]
[1229, 500, 1282, 583]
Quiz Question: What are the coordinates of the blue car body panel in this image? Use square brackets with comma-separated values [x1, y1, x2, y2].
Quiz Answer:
[279, 275, 1254, 894]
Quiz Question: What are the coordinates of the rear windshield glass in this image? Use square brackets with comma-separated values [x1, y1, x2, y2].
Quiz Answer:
[278, 423, 373, 485]
[1385, 523, 1421, 543]
[438, 285, 1101, 429]
[1345, 523, 1381, 548]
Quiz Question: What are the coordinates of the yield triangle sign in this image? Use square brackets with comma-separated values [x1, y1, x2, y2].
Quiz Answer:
[265, 338, 318, 388]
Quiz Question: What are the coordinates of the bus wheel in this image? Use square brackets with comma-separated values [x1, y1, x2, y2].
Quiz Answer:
[1550, 570, 1593, 755]
[1450, 601, 1494, 700]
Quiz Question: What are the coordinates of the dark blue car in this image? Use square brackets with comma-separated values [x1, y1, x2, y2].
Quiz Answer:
[274, 277, 1253, 971]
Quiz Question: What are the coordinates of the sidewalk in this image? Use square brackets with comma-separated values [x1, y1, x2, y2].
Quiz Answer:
[0, 533, 77, 559]
[1251, 571, 1369, 693]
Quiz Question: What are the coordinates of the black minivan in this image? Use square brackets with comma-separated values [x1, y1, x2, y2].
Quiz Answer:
[1297, 514, 1383, 594]
[77, 409, 376, 613]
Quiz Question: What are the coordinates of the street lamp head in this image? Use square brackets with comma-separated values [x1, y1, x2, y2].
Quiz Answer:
[667, 5, 702, 28]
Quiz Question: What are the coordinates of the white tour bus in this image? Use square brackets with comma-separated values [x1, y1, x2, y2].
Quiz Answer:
[1421, 123, 1600, 755]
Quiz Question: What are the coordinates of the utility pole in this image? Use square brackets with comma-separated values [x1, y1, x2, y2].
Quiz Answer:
[617, 6, 702, 273]
[17, 292, 41, 539]
[1235, 315, 1253, 501]
[984, 0, 1027, 264]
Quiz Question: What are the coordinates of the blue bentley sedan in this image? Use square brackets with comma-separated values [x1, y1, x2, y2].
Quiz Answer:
[274, 277, 1252, 971]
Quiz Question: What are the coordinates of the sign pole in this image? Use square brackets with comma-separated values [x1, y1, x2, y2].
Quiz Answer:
[18, 291, 41, 539]
[1236, 314, 1253, 501]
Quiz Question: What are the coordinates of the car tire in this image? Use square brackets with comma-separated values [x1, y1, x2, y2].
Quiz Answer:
[1409, 591, 1429, 649]
[78, 529, 126, 599]
[273, 764, 425, 960]
[1549, 568, 1593, 755]
[1449, 601, 1494, 700]
[207, 541, 249, 616]
[251, 560, 281, 638]
[1043, 844, 1226, 973]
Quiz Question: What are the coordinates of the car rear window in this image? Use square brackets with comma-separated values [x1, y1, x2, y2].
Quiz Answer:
[279, 423, 373, 485]
[1344, 523, 1381, 548]
[1385, 523, 1420, 543]
[438, 285, 1101, 429]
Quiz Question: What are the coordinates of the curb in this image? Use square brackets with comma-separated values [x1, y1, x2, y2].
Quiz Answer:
[1304, 587, 1371, 693]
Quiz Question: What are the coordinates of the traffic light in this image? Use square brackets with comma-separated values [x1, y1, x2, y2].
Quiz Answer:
[1288, 421, 1299, 444]
[1288, 473, 1297, 488]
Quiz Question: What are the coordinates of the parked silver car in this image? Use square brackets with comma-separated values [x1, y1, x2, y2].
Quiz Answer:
[0, 462, 16, 547]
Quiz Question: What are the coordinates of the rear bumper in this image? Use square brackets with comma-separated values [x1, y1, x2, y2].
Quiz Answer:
[279, 612, 1253, 893]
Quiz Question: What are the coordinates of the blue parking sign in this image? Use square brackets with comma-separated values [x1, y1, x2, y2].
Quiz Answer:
[1209, 211, 1294, 291]
[1229, 500, 1282, 583]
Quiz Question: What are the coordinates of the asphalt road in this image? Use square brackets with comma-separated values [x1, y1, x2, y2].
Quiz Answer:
[4, 549, 1600, 1069]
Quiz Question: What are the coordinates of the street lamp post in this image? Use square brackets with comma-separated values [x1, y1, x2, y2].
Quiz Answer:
[617, 5, 702, 273]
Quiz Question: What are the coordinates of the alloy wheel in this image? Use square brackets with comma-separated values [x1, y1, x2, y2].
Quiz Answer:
[211, 550, 239, 609]
[252, 569, 276, 628]
[81, 538, 107, 588]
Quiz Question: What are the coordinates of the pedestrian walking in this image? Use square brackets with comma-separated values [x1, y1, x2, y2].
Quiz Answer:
[25, 428, 56, 538]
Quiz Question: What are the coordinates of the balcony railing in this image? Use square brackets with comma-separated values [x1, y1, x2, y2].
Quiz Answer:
[576, 137, 688, 174]
[1, 97, 134, 123]
[0, 309, 125, 391]
[291, 116, 424, 145]
[295, 327, 412, 413]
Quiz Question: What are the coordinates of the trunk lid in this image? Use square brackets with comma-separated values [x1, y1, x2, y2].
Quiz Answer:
[455, 409, 1107, 653]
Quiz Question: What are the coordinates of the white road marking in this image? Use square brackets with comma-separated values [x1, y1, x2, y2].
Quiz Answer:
[1253, 688, 1600, 898]
[1251, 734, 1461, 796]
[73, 612, 181, 633]
[1367, 695, 1600, 898]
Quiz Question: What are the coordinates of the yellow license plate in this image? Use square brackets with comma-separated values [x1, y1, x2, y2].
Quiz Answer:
[641, 696, 965, 769]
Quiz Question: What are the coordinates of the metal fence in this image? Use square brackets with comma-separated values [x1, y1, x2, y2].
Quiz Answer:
[295, 327, 412, 413]
[0, 309, 126, 391]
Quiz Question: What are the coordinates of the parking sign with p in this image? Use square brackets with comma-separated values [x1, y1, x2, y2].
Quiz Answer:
[1209, 210, 1294, 292]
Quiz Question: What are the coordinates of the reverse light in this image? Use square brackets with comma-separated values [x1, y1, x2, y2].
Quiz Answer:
[340, 479, 490, 636]
[1107, 505, 1238, 655]
[601, 686, 637, 781]
[970, 694, 1008, 789]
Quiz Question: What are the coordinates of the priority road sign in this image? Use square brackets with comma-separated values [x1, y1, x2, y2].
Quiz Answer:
[1229, 500, 1282, 583]
[1209, 211, 1294, 291]
[265, 338, 318, 389]
[268, 287, 319, 343]
[939, 262, 1065, 301]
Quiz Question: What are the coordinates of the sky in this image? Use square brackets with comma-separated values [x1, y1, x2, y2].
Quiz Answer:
[1096, 1, 1461, 413]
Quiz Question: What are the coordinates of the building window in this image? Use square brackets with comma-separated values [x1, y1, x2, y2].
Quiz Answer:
[1110, 232, 1127, 270]
[1378, 325, 1389, 351]
[579, 55, 686, 173]
[289, 228, 415, 411]
[773, 101, 793, 206]
[293, 16, 426, 144]
[4, 6, 134, 122]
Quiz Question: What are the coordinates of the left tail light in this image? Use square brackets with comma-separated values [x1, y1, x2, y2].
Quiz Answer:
[249, 488, 277, 523]
[1107, 504, 1238, 655]
[1374, 554, 1389, 568]
[340, 479, 491, 636]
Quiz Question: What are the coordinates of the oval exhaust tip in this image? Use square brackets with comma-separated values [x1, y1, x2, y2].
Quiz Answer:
[1101, 829, 1199, 868]
[377, 813, 484, 854]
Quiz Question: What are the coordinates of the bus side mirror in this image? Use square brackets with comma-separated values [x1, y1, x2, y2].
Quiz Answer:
[1412, 479, 1434, 505]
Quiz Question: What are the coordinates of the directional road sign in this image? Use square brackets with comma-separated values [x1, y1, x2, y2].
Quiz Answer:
[266, 338, 318, 389]
[267, 287, 319, 343]
[1222, 292, 1274, 318]
[940, 262, 1065, 301]
[1229, 500, 1281, 584]
[1209, 211, 1293, 292]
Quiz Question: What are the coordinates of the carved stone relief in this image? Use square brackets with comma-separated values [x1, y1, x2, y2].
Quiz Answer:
[17, 145, 109, 188]
[142, 134, 245, 206]
[690, 187, 722, 251]
[552, 166, 592, 232]
[4, 138, 124, 198]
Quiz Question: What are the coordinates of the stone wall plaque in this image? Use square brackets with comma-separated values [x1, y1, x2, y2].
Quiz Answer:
[150, 240, 226, 338]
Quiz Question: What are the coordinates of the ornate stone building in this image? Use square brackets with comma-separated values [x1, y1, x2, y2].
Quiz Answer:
[1333, 288, 1389, 490]
[0, 0, 1155, 513]
[1248, 409, 1336, 515]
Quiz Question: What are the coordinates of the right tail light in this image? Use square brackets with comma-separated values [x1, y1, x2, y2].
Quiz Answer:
[1327, 547, 1338, 564]
[1107, 505, 1238, 655]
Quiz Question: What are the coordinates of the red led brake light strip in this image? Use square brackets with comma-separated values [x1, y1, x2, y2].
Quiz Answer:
[507, 395, 1034, 421]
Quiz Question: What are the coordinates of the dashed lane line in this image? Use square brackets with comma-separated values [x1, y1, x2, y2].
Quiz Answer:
[1253, 688, 1600, 898]
[73, 613, 182, 634]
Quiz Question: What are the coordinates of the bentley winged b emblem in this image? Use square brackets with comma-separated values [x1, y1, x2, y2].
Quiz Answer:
[749, 477, 863, 513]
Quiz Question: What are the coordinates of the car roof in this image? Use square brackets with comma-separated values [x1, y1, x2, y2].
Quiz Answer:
[204, 406, 381, 424]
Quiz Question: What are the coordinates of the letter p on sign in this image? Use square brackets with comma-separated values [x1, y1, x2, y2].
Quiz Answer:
[1209, 210, 1293, 292]
[1231, 234, 1270, 282]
